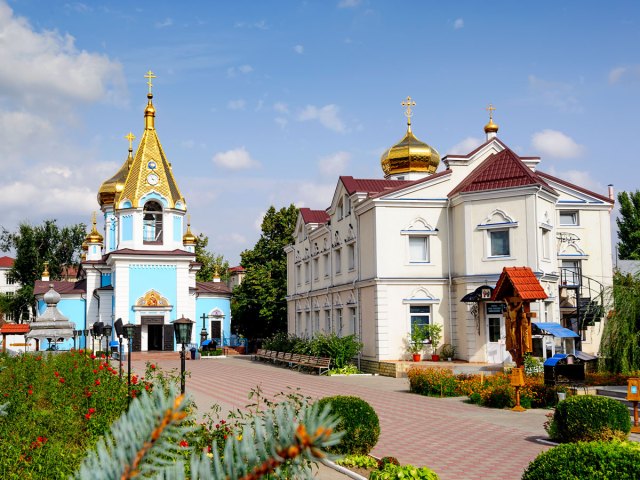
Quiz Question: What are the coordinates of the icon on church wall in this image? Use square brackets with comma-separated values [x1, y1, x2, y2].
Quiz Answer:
[137, 290, 169, 308]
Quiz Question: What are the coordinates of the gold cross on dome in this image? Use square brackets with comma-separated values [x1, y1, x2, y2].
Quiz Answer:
[486, 103, 496, 120]
[91, 211, 97, 227]
[144, 70, 157, 94]
[125, 132, 135, 150]
[402, 96, 416, 119]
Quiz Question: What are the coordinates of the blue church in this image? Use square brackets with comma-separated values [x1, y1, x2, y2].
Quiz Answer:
[34, 75, 232, 351]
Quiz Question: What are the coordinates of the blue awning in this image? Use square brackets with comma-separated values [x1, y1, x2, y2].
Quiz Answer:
[533, 322, 580, 338]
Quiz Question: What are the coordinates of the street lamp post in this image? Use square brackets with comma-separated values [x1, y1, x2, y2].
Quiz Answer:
[172, 315, 194, 395]
[92, 322, 103, 355]
[118, 335, 123, 379]
[122, 323, 136, 404]
[103, 324, 112, 364]
[83, 330, 89, 351]
[72, 330, 78, 350]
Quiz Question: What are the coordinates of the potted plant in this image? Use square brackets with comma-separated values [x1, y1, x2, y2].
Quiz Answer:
[440, 343, 456, 361]
[406, 325, 427, 362]
[424, 324, 443, 361]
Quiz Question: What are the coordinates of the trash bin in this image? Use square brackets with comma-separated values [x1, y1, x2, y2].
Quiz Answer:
[190, 347, 197, 360]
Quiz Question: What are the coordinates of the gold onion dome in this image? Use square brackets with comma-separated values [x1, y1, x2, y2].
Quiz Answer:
[182, 218, 197, 246]
[484, 103, 499, 134]
[85, 212, 103, 244]
[380, 96, 440, 176]
[98, 133, 135, 207]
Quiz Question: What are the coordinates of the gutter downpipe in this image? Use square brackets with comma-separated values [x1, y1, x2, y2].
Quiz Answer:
[446, 198, 454, 347]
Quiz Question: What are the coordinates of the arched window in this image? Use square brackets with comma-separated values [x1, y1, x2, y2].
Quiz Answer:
[143, 201, 163, 243]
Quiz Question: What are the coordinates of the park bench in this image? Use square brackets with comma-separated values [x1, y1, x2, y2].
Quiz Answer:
[252, 349, 331, 374]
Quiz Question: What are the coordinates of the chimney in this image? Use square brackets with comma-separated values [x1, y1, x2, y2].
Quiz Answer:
[608, 184, 614, 201]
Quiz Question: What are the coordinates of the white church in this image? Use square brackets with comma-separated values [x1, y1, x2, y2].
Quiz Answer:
[286, 99, 614, 369]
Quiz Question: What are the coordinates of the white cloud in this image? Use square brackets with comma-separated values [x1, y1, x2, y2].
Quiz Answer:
[273, 102, 289, 114]
[292, 182, 335, 209]
[0, 2, 125, 105]
[212, 146, 260, 170]
[338, 0, 361, 7]
[229, 232, 247, 244]
[226, 64, 253, 77]
[274, 117, 288, 129]
[227, 99, 246, 110]
[254, 211, 266, 231]
[155, 17, 173, 28]
[527, 75, 582, 113]
[531, 129, 585, 159]
[608, 65, 640, 84]
[298, 104, 347, 133]
[447, 136, 482, 155]
[546, 166, 603, 194]
[453, 18, 464, 29]
[318, 151, 351, 176]
[293, 44, 304, 54]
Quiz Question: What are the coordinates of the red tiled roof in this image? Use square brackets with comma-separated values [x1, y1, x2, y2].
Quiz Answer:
[228, 266, 245, 273]
[1, 323, 30, 334]
[492, 267, 548, 301]
[34, 279, 87, 295]
[340, 176, 412, 195]
[536, 170, 614, 204]
[196, 281, 232, 295]
[448, 148, 556, 197]
[0, 256, 14, 268]
[299, 208, 329, 225]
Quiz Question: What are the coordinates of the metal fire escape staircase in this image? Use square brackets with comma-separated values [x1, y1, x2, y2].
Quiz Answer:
[559, 266, 605, 334]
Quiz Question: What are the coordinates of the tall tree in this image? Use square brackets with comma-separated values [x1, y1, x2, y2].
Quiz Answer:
[599, 270, 640, 373]
[232, 204, 298, 338]
[0, 220, 86, 322]
[194, 233, 229, 282]
[617, 190, 640, 260]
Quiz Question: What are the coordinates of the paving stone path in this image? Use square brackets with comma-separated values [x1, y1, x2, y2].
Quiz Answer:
[133, 354, 550, 480]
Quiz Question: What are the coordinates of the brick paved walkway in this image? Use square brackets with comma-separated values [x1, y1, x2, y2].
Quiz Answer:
[132, 354, 550, 480]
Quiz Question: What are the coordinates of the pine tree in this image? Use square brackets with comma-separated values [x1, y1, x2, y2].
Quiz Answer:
[617, 190, 640, 260]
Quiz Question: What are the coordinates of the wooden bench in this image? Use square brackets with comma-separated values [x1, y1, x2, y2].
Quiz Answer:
[252, 349, 331, 374]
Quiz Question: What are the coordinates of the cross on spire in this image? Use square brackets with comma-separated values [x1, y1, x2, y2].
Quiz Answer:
[144, 70, 157, 94]
[402, 96, 416, 119]
[125, 132, 135, 151]
[91, 211, 97, 227]
[486, 103, 496, 120]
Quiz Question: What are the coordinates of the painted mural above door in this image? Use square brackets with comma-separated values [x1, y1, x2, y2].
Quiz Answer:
[136, 290, 171, 308]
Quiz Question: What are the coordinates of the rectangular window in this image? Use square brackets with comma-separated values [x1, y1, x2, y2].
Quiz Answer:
[409, 237, 429, 262]
[348, 244, 355, 270]
[541, 228, 551, 260]
[305, 311, 311, 336]
[314, 311, 320, 332]
[337, 200, 344, 220]
[313, 258, 319, 280]
[324, 310, 331, 332]
[349, 307, 357, 336]
[561, 260, 581, 286]
[6, 277, 15, 285]
[296, 265, 301, 286]
[336, 308, 343, 336]
[488, 317, 501, 342]
[323, 254, 330, 277]
[559, 211, 579, 226]
[335, 249, 342, 274]
[410, 305, 430, 336]
[490, 230, 510, 257]
[304, 262, 310, 283]
[345, 195, 351, 215]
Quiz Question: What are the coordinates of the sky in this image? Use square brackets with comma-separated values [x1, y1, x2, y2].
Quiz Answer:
[0, 0, 638, 265]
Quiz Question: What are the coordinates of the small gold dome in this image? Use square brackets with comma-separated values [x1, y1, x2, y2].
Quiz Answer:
[85, 213, 104, 244]
[98, 151, 133, 206]
[380, 128, 440, 176]
[81, 241, 88, 252]
[484, 118, 499, 134]
[182, 221, 197, 246]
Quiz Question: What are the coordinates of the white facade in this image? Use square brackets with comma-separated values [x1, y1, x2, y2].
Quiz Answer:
[286, 133, 614, 363]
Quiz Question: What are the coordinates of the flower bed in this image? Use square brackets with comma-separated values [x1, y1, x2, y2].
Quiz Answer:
[407, 367, 567, 409]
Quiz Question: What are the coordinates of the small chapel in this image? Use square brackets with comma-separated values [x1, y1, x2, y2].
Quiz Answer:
[33, 72, 231, 352]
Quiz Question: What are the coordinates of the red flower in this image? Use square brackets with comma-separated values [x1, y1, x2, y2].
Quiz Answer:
[37, 436, 47, 444]
[93, 369, 98, 374]
[99, 365, 104, 370]
[150, 364, 156, 370]
[85, 391, 92, 398]
[145, 384, 150, 391]
[131, 375, 138, 385]
[85, 413, 92, 420]
[27, 390, 33, 395]
[207, 445, 212, 453]
[54, 372, 59, 377]
[94, 380, 101, 386]
[90, 354, 96, 360]
[88, 408, 96, 414]
[179, 440, 189, 448]
[59, 378, 65, 384]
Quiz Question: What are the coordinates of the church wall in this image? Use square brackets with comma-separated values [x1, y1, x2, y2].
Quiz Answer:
[175, 262, 194, 332]
[359, 209, 376, 280]
[129, 265, 177, 321]
[359, 285, 377, 359]
[114, 263, 131, 323]
[195, 297, 231, 345]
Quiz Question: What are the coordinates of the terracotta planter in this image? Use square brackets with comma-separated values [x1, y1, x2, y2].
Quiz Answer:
[235, 346, 246, 354]
[412, 353, 421, 362]
[431, 354, 440, 362]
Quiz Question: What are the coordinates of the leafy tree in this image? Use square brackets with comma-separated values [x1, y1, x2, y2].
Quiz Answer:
[617, 190, 640, 260]
[0, 220, 86, 322]
[194, 233, 229, 283]
[599, 270, 640, 373]
[232, 204, 298, 338]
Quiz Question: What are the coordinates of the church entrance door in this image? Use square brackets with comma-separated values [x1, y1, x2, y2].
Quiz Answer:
[148, 324, 163, 351]
[211, 320, 222, 346]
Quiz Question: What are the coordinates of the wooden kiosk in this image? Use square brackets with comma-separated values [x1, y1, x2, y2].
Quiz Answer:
[492, 267, 548, 411]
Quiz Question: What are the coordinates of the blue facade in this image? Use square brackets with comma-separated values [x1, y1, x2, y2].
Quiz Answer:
[173, 215, 182, 242]
[195, 297, 232, 346]
[128, 264, 177, 323]
[101, 273, 112, 287]
[37, 298, 86, 350]
[122, 215, 133, 241]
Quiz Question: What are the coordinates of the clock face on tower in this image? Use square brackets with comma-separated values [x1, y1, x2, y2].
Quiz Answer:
[147, 173, 159, 186]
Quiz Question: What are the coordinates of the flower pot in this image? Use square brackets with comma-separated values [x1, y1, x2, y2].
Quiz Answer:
[412, 353, 421, 362]
[431, 354, 440, 362]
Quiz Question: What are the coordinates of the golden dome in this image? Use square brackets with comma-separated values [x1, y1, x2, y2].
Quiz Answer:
[81, 241, 88, 252]
[85, 212, 104, 244]
[182, 219, 197, 246]
[98, 135, 134, 207]
[484, 103, 499, 134]
[381, 97, 439, 177]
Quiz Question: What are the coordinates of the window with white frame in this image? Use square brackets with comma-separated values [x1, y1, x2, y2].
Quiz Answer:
[337, 199, 344, 220]
[323, 253, 330, 277]
[324, 309, 331, 332]
[345, 195, 351, 216]
[296, 265, 301, 285]
[410, 305, 430, 338]
[489, 229, 510, 257]
[335, 248, 342, 274]
[296, 311, 302, 334]
[304, 261, 310, 283]
[336, 308, 343, 336]
[349, 307, 357, 336]
[314, 310, 320, 332]
[559, 211, 579, 226]
[313, 258, 319, 280]
[347, 244, 355, 270]
[409, 236, 430, 262]
[541, 227, 551, 260]
[305, 311, 311, 336]
[561, 259, 581, 286]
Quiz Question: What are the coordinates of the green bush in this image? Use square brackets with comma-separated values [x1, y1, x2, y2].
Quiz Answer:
[262, 332, 363, 368]
[407, 367, 460, 397]
[550, 395, 630, 442]
[316, 395, 380, 455]
[370, 463, 439, 480]
[522, 441, 640, 480]
[377, 456, 400, 469]
[336, 454, 378, 469]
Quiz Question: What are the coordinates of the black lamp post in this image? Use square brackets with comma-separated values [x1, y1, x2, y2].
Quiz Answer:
[103, 324, 112, 362]
[72, 330, 78, 350]
[92, 322, 104, 354]
[83, 330, 89, 350]
[172, 315, 194, 394]
[199, 313, 208, 346]
[122, 322, 136, 403]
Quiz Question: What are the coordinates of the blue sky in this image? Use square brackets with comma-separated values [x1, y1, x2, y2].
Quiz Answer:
[0, 0, 638, 264]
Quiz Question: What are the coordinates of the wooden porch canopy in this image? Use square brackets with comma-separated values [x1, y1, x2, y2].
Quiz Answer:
[1, 323, 30, 353]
